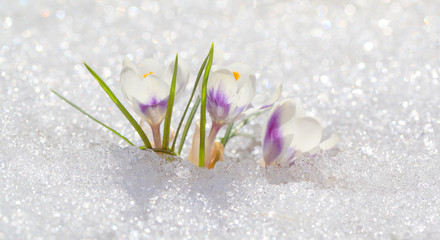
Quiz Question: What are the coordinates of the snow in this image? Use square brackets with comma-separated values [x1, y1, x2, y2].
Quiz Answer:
[1, 0, 440, 239]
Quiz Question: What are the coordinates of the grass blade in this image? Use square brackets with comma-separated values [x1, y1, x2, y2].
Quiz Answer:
[171, 54, 209, 152]
[162, 54, 179, 149]
[177, 96, 201, 155]
[83, 63, 152, 149]
[51, 89, 134, 146]
[220, 123, 234, 146]
[221, 109, 268, 146]
[199, 43, 215, 167]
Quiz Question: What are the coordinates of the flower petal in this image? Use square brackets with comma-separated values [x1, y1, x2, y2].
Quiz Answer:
[132, 74, 169, 103]
[234, 80, 255, 108]
[262, 99, 296, 166]
[163, 58, 190, 97]
[122, 57, 137, 70]
[120, 66, 141, 103]
[207, 68, 238, 97]
[252, 83, 283, 109]
[138, 58, 164, 78]
[225, 62, 254, 90]
[319, 133, 340, 150]
[206, 69, 238, 123]
[207, 86, 232, 122]
[294, 99, 304, 117]
[291, 116, 323, 153]
[121, 68, 170, 125]
[131, 96, 168, 125]
[207, 142, 225, 169]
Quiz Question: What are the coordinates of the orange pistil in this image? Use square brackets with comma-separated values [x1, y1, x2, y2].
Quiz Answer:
[232, 71, 241, 81]
[143, 72, 154, 78]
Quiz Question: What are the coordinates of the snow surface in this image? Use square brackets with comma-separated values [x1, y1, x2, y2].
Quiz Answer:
[1, 0, 440, 239]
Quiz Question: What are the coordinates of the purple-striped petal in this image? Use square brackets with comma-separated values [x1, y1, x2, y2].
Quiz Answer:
[263, 107, 284, 166]
[132, 96, 168, 125]
[207, 87, 231, 122]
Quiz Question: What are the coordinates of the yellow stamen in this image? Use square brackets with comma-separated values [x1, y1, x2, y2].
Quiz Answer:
[232, 71, 241, 81]
[143, 72, 154, 78]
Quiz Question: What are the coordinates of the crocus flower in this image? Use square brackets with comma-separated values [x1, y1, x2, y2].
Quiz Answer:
[210, 49, 282, 116]
[120, 57, 189, 147]
[199, 62, 257, 167]
[262, 99, 339, 167]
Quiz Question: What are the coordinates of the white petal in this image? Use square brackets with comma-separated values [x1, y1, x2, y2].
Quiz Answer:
[225, 62, 252, 79]
[251, 83, 282, 109]
[163, 58, 190, 97]
[294, 99, 305, 117]
[319, 133, 340, 150]
[207, 68, 238, 97]
[138, 58, 164, 78]
[234, 81, 254, 108]
[291, 116, 323, 152]
[269, 83, 282, 105]
[122, 57, 137, 69]
[120, 66, 141, 102]
[225, 62, 253, 90]
[133, 74, 169, 103]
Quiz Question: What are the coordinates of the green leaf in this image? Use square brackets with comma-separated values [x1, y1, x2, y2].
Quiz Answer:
[177, 96, 201, 155]
[220, 123, 234, 146]
[221, 109, 269, 146]
[139, 146, 177, 156]
[152, 148, 177, 156]
[162, 54, 178, 149]
[51, 89, 134, 146]
[199, 43, 215, 167]
[171, 54, 209, 152]
[230, 132, 255, 140]
[83, 63, 152, 149]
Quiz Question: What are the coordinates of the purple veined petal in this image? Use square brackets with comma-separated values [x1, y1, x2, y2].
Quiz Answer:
[262, 99, 297, 166]
[207, 69, 238, 99]
[139, 97, 168, 113]
[263, 107, 284, 166]
[283, 148, 297, 167]
[226, 104, 247, 123]
[132, 96, 168, 126]
[207, 87, 231, 123]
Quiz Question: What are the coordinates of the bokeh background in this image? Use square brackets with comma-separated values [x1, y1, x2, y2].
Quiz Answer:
[1, 0, 440, 239]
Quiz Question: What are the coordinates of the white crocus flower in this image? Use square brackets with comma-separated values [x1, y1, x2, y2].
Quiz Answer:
[120, 57, 189, 148]
[188, 62, 257, 168]
[262, 99, 339, 167]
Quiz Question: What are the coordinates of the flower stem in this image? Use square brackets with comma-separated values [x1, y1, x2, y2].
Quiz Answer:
[151, 124, 162, 148]
[204, 121, 222, 167]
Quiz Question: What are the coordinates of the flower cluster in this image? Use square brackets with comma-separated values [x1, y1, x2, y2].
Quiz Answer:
[53, 45, 339, 175]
